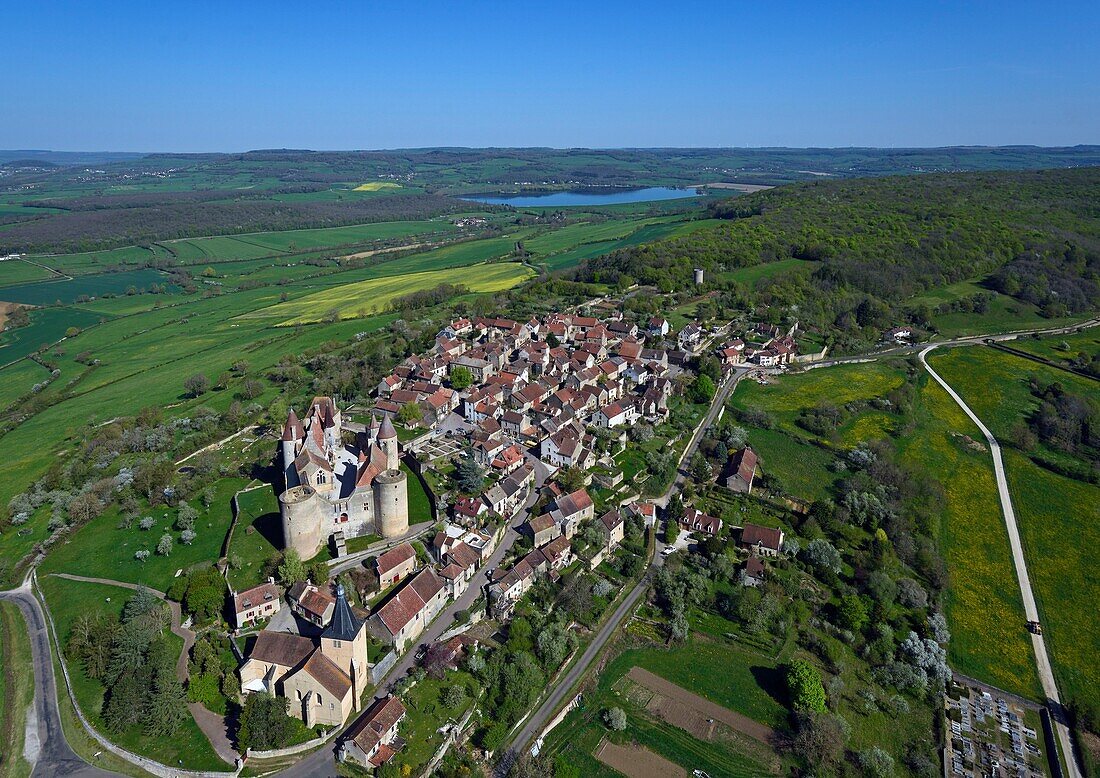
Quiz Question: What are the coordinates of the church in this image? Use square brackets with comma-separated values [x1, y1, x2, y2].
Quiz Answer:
[278, 396, 410, 559]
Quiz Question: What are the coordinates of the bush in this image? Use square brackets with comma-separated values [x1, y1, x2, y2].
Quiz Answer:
[786, 659, 827, 712]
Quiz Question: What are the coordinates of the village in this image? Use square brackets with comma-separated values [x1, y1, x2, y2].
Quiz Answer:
[222, 299, 806, 773]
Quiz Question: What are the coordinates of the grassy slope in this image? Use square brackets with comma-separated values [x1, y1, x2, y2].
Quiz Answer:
[895, 377, 1041, 698]
[927, 346, 1100, 707]
[38, 476, 247, 591]
[730, 360, 1043, 698]
[727, 361, 906, 501]
[0, 601, 34, 778]
[38, 575, 226, 771]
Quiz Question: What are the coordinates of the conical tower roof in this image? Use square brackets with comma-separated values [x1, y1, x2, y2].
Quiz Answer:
[321, 583, 363, 642]
[281, 408, 305, 441]
[378, 414, 398, 440]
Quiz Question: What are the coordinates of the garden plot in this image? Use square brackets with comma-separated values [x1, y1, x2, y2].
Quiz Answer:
[595, 739, 686, 778]
[627, 667, 776, 745]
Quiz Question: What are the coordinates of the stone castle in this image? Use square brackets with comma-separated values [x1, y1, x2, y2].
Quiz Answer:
[279, 396, 409, 559]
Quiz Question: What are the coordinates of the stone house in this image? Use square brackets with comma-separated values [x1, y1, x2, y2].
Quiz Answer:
[340, 695, 407, 768]
[287, 580, 336, 628]
[232, 580, 281, 629]
[375, 542, 417, 588]
[740, 523, 784, 557]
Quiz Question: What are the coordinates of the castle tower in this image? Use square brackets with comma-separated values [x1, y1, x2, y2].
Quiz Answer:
[320, 583, 369, 709]
[281, 409, 304, 489]
[374, 469, 409, 539]
[280, 485, 325, 560]
[377, 415, 399, 471]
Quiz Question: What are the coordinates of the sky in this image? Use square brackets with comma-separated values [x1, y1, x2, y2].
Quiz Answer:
[2, 1, 1099, 151]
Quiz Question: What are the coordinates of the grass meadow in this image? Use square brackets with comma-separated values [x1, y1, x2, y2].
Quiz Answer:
[927, 345, 1100, 708]
[0, 258, 58, 286]
[38, 476, 247, 592]
[0, 600, 35, 778]
[718, 258, 819, 285]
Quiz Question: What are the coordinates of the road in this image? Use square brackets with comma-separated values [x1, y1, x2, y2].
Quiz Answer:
[498, 367, 745, 771]
[920, 346, 1082, 778]
[808, 318, 1100, 370]
[0, 580, 115, 778]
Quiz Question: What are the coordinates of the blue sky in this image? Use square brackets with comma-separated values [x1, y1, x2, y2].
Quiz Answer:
[2, 1, 1098, 151]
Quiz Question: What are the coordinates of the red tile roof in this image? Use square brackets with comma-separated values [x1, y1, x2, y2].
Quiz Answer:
[376, 542, 416, 576]
[741, 522, 783, 551]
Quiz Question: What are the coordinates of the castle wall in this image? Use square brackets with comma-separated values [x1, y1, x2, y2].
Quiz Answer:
[341, 489, 374, 539]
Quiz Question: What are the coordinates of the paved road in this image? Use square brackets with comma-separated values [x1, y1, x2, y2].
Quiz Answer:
[498, 367, 745, 772]
[920, 346, 1082, 778]
[808, 318, 1100, 370]
[0, 582, 115, 778]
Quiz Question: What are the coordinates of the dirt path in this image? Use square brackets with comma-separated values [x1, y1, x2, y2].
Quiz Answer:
[919, 347, 1081, 778]
[49, 573, 240, 765]
[595, 739, 686, 778]
[339, 241, 433, 261]
[627, 666, 775, 745]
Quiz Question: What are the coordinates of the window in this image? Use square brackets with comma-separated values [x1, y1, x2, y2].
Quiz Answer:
[333, 640, 341, 648]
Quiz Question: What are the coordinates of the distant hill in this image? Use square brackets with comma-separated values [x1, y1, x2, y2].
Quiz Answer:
[574, 167, 1100, 349]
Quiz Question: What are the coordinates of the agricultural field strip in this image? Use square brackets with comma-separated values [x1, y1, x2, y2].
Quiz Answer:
[920, 346, 1082, 778]
[248, 262, 534, 325]
[626, 666, 775, 744]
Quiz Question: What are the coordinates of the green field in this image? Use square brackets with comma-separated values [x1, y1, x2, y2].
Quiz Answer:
[0, 269, 170, 306]
[0, 600, 35, 778]
[1004, 329, 1100, 366]
[0, 306, 105, 365]
[732, 361, 906, 437]
[244, 261, 534, 324]
[227, 486, 282, 591]
[39, 476, 247, 592]
[719, 258, 819, 285]
[0, 259, 58, 287]
[0, 358, 51, 409]
[162, 219, 454, 262]
[37, 575, 226, 771]
[927, 346, 1100, 707]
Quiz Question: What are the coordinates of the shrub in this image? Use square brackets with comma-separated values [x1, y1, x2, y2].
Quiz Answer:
[603, 706, 627, 731]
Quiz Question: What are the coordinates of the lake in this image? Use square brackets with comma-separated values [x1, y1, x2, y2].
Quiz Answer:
[464, 186, 702, 207]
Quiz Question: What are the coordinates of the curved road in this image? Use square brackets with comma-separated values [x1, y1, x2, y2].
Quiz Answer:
[0, 581, 115, 777]
[920, 346, 1082, 778]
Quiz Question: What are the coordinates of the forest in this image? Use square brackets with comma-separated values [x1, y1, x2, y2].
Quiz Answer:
[574, 168, 1100, 345]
